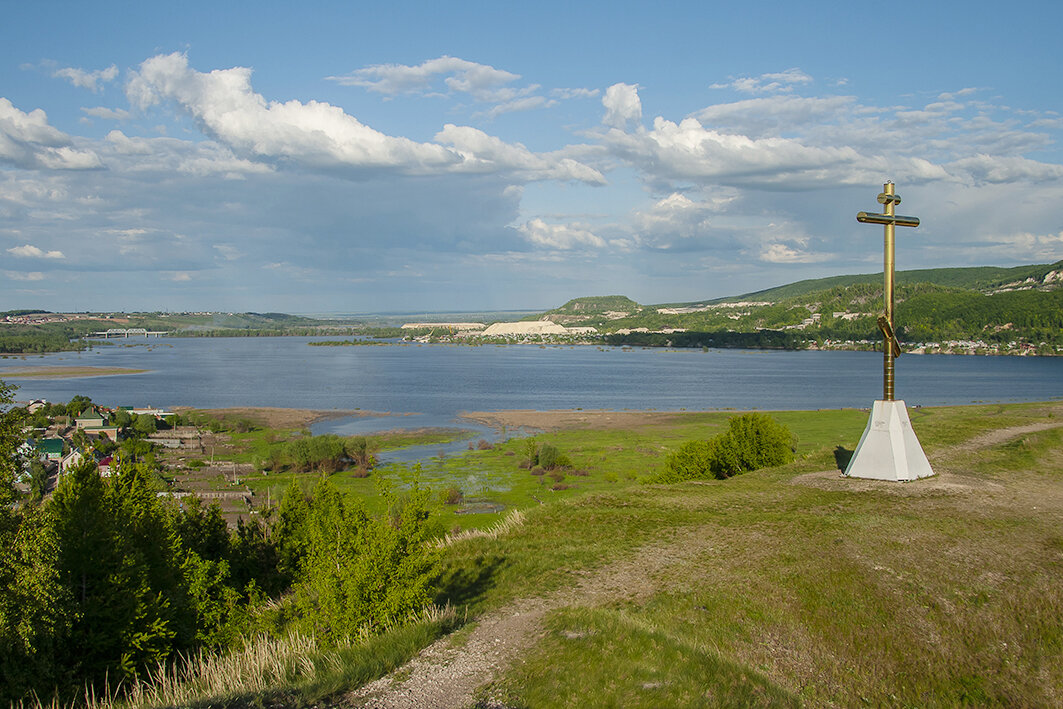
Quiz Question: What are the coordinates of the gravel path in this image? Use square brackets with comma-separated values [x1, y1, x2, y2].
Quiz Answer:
[343, 528, 709, 709]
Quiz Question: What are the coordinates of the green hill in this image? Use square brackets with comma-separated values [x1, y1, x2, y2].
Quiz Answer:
[535, 261, 1063, 354]
[703, 260, 1062, 304]
[530, 295, 644, 326]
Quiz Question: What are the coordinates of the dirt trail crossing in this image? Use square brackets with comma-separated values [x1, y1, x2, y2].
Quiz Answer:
[345, 528, 709, 708]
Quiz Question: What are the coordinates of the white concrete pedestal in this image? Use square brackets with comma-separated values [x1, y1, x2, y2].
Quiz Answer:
[844, 400, 933, 481]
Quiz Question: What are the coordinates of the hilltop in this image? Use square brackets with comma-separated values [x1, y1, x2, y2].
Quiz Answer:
[700, 260, 1063, 304]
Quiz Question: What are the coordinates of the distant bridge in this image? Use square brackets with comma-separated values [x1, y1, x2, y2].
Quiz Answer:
[91, 328, 169, 338]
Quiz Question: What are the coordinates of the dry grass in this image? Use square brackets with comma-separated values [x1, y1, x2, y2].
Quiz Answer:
[17, 605, 459, 709]
[435, 508, 527, 548]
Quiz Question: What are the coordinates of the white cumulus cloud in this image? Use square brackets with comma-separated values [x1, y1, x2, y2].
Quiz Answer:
[127, 53, 461, 172]
[518, 218, 606, 250]
[125, 53, 602, 184]
[82, 106, 132, 120]
[0, 98, 102, 170]
[760, 242, 829, 263]
[602, 83, 642, 128]
[53, 64, 119, 92]
[329, 56, 573, 118]
[5, 271, 46, 281]
[7, 244, 66, 259]
[328, 56, 520, 98]
[712, 68, 813, 94]
[435, 125, 605, 184]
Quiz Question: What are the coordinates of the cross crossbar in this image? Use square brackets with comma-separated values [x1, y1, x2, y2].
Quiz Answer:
[856, 212, 920, 228]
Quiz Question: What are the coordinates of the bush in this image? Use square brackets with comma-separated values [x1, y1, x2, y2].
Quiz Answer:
[711, 412, 796, 477]
[652, 413, 795, 483]
[440, 486, 463, 505]
[537, 444, 571, 470]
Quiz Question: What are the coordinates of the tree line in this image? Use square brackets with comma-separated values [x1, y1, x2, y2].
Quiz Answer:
[0, 383, 439, 705]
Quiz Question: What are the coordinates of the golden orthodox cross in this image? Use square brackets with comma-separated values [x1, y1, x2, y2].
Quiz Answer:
[857, 182, 920, 401]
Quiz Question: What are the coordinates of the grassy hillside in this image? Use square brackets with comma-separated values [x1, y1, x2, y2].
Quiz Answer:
[534, 261, 1063, 353]
[703, 260, 1063, 304]
[529, 295, 644, 326]
[67, 401, 1063, 707]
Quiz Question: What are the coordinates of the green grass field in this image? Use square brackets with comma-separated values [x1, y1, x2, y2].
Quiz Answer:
[89, 401, 1062, 708]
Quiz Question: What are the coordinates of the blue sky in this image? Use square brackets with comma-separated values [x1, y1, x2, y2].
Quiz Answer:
[2, 1, 1061, 313]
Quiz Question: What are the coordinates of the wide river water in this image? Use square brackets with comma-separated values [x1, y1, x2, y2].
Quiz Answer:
[4, 337, 1061, 429]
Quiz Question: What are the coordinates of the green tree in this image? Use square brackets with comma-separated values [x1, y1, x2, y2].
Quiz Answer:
[0, 380, 69, 704]
[48, 458, 178, 685]
[293, 479, 440, 641]
[112, 408, 132, 429]
[65, 395, 93, 418]
[0, 505, 69, 704]
[28, 458, 50, 502]
[174, 496, 230, 562]
[273, 481, 311, 586]
[0, 380, 24, 508]
[133, 413, 157, 437]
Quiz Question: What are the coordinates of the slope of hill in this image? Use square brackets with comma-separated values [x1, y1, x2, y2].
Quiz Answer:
[531, 261, 1063, 354]
[529, 295, 644, 326]
[699, 260, 1062, 304]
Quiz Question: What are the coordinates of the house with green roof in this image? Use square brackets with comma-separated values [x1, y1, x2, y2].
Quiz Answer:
[35, 438, 64, 461]
[75, 409, 106, 429]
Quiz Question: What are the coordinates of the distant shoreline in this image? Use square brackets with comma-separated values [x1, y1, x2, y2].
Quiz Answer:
[0, 366, 148, 379]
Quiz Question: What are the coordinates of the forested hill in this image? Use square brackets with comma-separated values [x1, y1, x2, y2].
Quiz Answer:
[535, 261, 1063, 355]
[699, 260, 1063, 305]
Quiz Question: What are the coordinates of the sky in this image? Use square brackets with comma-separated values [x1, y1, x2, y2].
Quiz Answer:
[2, 1, 1062, 314]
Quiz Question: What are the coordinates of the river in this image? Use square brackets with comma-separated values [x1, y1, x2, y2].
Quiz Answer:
[2, 337, 1060, 439]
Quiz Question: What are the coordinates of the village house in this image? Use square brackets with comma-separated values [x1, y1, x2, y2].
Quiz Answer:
[60, 448, 85, 474]
[35, 437, 65, 463]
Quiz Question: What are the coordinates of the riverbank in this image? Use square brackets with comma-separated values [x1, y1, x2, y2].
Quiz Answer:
[171, 406, 381, 429]
[460, 409, 702, 433]
[1, 366, 148, 379]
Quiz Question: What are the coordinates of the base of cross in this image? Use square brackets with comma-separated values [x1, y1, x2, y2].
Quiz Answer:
[844, 400, 934, 481]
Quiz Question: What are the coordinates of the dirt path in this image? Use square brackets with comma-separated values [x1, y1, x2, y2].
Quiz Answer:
[345, 418, 1063, 708]
[344, 528, 709, 709]
[947, 420, 1062, 453]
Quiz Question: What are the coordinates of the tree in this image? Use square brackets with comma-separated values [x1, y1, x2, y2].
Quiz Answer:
[65, 395, 93, 418]
[293, 479, 440, 641]
[272, 481, 310, 586]
[0, 380, 24, 509]
[48, 458, 178, 685]
[133, 413, 157, 437]
[0, 380, 67, 704]
[0, 505, 68, 704]
[112, 408, 132, 429]
[28, 458, 50, 502]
